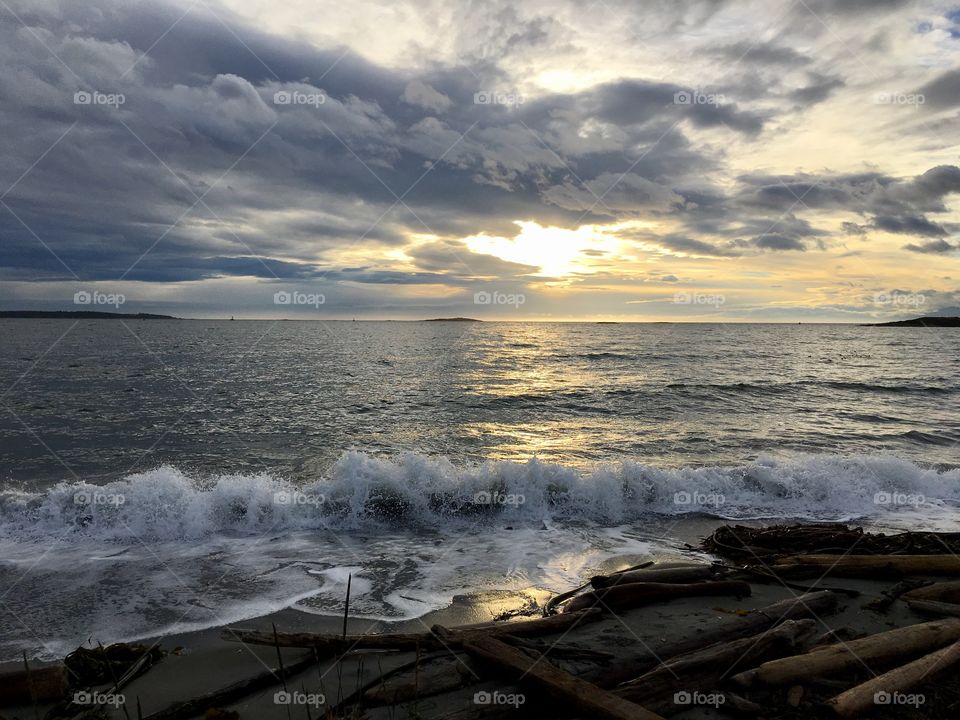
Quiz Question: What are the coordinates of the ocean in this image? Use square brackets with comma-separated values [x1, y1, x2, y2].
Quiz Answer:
[1, 319, 958, 660]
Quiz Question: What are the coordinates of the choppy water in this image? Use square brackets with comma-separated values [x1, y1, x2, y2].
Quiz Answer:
[1, 319, 958, 659]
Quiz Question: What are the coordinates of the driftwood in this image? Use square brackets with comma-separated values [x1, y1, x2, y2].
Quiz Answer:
[591, 565, 718, 589]
[0, 663, 68, 705]
[462, 634, 665, 720]
[703, 524, 960, 560]
[580, 591, 840, 688]
[828, 639, 960, 718]
[544, 561, 654, 615]
[905, 598, 960, 618]
[224, 608, 602, 653]
[773, 554, 960, 577]
[732, 618, 960, 687]
[616, 619, 816, 710]
[143, 652, 317, 720]
[563, 580, 751, 613]
[903, 580, 960, 604]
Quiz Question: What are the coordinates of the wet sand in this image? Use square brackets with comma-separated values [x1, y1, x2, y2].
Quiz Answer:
[4, 564, 941, 720]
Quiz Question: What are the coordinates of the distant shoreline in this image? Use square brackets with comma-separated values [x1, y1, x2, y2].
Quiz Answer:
[0, 311, 177, 320]
[2, 311, 957, 324]
[864, 316, 960, 327]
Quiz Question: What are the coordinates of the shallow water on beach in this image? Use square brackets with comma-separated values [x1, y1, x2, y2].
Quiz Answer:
[1, 320, 958, 659]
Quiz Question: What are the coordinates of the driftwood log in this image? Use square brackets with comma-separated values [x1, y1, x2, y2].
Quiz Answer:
[616, 619, 816, 711]
[905, 598, 960, 618]
[463, 634, 665, 720]
[773, 554, 960, 577]
[563, 580, 751, 613]
[732, 618, 960, 687]
[591, 565, 719, 589]
[903, 580, 960, 604]
[703, 524, 960, 559]
[828, 639, 960, 718]
[224, 608, 602, 653]
[580, 591, 840, 688]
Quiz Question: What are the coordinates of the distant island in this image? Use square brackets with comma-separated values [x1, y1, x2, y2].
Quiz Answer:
[868, 316, 960, 327]
[0, 311, 177, 320]
[423, 317, 481, 322]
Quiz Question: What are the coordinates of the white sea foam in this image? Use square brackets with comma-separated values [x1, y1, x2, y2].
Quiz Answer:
[2, 452, 958, 540]
[3, 452, 959, 660]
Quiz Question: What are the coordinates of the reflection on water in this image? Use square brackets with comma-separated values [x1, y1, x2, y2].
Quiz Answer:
[1, 319, 958, 486]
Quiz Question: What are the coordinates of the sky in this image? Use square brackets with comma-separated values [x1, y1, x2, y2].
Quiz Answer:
[0, 0, 959, 321]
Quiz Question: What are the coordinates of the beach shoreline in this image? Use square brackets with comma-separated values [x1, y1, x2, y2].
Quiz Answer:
[12, 523, 960, 719]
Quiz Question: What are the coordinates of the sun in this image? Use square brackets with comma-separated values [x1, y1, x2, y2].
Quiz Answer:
[464, 221, 623, 278]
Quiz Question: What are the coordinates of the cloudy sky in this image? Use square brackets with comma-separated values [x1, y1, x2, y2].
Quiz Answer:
[1, 0, 958, 320]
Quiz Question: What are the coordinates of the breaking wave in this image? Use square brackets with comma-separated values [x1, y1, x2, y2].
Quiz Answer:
[2, 452, 959, 541]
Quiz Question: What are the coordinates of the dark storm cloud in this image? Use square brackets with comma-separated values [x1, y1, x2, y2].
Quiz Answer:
[903, 239, 957, 254]
[752, 233, 807, 251]
[730, 166, 960, 248]
[0, 0, 957, 297]
[872, 215, 946, 237]
[0, 0, 778, 283]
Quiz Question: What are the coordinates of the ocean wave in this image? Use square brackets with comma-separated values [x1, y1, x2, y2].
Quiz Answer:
[1, 453, 958, 540]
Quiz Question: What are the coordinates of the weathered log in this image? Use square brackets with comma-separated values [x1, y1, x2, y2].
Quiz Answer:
[616, 620, 816, 708]
[462, 635, 665, 720]
[563, 580, 751, 613]
[580, 591, 839, 688]
[0, 663, 68, 705]
[905, 598, 960, 618]
[828, 639, 960, 718]
[544, 561, 654, 615]
[732, 618, 960, 688]
[774, 554, 960, 577]
[903, 580, 960, 603]
[224, 608, 602, 653]
[591, 566, 718, 589]
[143, 653, 317, 720]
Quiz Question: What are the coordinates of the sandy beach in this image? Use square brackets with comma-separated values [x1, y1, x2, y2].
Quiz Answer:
[10, 524, 960, 719]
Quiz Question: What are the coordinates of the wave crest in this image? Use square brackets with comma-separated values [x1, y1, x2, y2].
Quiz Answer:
[2, 452, 958, 540]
